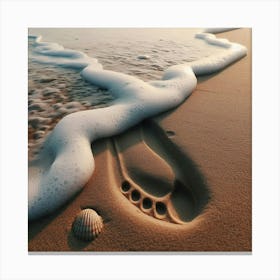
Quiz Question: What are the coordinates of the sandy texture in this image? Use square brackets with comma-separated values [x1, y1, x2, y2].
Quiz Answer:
[29, 28, 251, 252]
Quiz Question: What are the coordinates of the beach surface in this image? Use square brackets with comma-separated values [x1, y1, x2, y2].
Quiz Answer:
[28, 28, 251, 252]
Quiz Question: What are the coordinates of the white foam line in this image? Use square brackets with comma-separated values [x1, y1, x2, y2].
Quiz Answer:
[28, 32, 247, 220]
[31, 35, 103, 69]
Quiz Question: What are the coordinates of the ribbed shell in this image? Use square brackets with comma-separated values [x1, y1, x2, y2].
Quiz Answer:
[72, 209, 103, 241]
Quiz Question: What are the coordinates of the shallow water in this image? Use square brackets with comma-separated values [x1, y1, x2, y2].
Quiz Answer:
[28, 28, 226, 159]
[29, 28, 226, 80]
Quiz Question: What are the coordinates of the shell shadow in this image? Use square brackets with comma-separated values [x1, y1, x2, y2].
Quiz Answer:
[67, 231, 91, 251]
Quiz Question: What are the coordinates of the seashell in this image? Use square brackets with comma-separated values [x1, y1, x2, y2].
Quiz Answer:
[72, 209, 103, 241]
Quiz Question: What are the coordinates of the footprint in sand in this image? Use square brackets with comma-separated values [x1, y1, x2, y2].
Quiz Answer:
[111, 119, 210, 224]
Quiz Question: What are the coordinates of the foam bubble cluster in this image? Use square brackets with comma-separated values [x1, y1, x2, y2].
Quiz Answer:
[28, 31, 247, 220]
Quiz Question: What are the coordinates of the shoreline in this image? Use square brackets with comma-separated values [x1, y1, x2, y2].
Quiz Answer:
[29, 28, 251, 251]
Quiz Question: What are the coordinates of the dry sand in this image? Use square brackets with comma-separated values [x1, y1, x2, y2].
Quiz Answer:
[28, 28, 251, 252]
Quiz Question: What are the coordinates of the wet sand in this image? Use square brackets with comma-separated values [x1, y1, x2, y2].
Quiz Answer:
[29, 28, 251, 252]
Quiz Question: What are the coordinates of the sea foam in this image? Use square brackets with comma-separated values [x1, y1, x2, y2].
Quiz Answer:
[31, 35, 103, 69]
[28, 31, 247, 220]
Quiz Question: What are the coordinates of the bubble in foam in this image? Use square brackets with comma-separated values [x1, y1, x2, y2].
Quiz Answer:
[57, 83, 66, 89]
[52, 103, 63, 109]
[29, 102, 48, 112]
[42, 87, 60, 96]
[66, 101, 83, 109]
[33, 131, 45, 139]
[39, 76, 56, 83]
[137, 55, 150, 60]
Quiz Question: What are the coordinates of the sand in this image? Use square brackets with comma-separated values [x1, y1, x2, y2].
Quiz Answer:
[28, 28, 251, 252]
